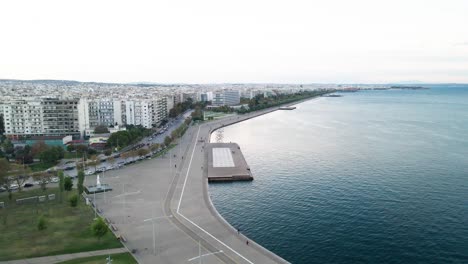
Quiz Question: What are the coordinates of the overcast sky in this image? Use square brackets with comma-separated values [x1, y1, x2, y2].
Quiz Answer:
[1, 0, 467, 83]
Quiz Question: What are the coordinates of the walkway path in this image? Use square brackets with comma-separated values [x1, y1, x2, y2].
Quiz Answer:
[0, 248, 128, 264]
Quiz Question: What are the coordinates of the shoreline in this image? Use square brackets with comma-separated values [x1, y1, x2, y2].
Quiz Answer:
[201, 95, 322, 263]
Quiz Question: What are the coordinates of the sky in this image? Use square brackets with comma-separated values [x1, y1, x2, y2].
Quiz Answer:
[1, 0, 468, 84]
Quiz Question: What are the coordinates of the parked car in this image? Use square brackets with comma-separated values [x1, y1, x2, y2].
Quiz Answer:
[50, 177, 59, 183]
[10, 184, 19, 190]
[23, 182, 34, 188]
[0, 186, 7, 192]
[85, 170, 94, 176]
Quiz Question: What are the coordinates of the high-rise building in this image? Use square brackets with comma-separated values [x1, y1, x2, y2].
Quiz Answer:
[1, 97, 80, 139]
[212, 90, 240, 106]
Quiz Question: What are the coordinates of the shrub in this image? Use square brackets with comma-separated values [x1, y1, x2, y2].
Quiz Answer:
[64, 176, 73, 191]
[37, 215, 47, 230]
[69, 194, 78, 207]
[92, 217, 108, 241]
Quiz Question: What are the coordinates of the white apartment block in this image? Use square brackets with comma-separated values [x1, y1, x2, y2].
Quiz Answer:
[1, 98, 80, 139]
[212, 90, 241, 106]
[77, 97, 171, 136]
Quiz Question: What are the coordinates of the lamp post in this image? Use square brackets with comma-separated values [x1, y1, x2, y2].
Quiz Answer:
[143, 212, 173, 255]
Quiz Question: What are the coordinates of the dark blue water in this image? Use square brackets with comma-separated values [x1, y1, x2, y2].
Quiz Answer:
[209, 85, 468, 264]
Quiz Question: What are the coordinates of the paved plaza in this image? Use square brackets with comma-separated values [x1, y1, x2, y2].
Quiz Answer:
[88, 105, 296, 263]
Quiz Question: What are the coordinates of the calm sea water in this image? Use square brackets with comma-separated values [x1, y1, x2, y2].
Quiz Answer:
[209, 85, 468, 264]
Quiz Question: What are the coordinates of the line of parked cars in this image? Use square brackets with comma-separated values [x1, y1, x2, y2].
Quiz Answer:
[0, 177, 60, 192]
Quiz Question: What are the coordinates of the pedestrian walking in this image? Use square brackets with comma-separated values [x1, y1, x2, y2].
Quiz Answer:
[246, 240, 249, 246]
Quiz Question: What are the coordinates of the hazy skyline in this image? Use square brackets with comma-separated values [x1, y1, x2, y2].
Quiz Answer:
[1, 0, 468, 84]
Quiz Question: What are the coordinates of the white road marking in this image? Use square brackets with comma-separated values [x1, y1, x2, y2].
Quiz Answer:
[177, 126, 201, 213]
[179, 212, 254, 264]
[113, 190, 141, 198]
[143, 215, 173, 222]
[177, 125, 254, 264]
[188, 250, 223, 262]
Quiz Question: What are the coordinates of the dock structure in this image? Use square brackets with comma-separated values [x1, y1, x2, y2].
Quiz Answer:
[206, 143, 253, 182]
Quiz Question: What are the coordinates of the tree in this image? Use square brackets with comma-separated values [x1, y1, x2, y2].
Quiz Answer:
[164, 136, 172, 147]
[150, 143, 160, 153]
[171, 130, 178, 140]
[77, 170, 85, 196]
[92, 217, 108, 241]
[13, 162, 31, 192]
[15, 145, 33, 164]
[1, 139, 14, 156]
[94, 125, 110, 134]
[0, 158, 13, 199]
[38, 146, 64, 164]
[31, 140, 48, 157]
[137, 148, 149, 157]
[0, 114, 4, 135]
[33, 172, 52, 191]
[121, 152, 130, 163]
[107, 156, 115, 168]
[58, 170, 65, 201]
[184, 117, 192, 126]
[89, 155, 100, 172]
[129, 150, 138, 161]
[66, 144, 76, 153]
[64, 176, 73, 191]
[75, 145, 88, 155]
[37, 215, 47, 231]
[69, 194, 78, 207]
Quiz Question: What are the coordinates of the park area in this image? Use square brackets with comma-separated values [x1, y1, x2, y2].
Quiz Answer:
[0, 188, 124, 261]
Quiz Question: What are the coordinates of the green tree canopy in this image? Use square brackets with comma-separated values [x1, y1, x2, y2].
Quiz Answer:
[91, 217, 108, 241]
[94, 125, 110, 134]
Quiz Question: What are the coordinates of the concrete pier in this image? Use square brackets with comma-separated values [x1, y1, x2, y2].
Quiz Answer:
[206, 143, 253, 182]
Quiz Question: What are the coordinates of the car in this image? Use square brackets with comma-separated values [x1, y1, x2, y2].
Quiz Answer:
[23, 182, 34, 188]
[10, 184, 19, 190]
[0, 186, 6, 192]
[50, 177, 59, 183]
[85, 170, 94, 175]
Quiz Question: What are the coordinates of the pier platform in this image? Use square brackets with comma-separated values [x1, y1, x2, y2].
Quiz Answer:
[206, 143, 253, 182]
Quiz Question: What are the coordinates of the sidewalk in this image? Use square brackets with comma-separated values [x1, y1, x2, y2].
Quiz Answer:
[0, 248, 128, 264]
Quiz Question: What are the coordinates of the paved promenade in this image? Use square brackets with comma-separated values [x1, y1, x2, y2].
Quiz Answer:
[89, 100, 313, 263]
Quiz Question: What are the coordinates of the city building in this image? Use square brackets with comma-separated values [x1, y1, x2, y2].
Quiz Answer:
[212, 90, 240, 106]
[1, 97, 80, 139]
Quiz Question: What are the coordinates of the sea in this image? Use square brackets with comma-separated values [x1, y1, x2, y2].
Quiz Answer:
[209, 85, 468, 264]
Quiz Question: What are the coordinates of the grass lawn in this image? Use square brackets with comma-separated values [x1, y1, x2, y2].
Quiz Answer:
[57, 253, 136, 264]
[29, 161, 57, 172]
[0, 188, 122, 261]
[64, 152, 82, 159]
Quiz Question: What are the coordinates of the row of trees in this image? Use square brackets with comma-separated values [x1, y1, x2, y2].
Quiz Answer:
[106, 125, 152, 149]
[238, 90, 329, 113]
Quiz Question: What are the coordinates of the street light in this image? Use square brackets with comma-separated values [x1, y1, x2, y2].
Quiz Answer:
[143, 212, 173, 255]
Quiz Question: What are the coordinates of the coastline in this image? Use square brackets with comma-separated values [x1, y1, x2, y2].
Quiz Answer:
[201, 95, 322, 263]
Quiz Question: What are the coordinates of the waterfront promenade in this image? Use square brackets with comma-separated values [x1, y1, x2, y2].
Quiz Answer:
[91, 99, 313, 263]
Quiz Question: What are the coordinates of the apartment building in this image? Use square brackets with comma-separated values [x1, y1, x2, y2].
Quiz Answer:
[212, 90, 240, 106]
[1, 97, 80, 139]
